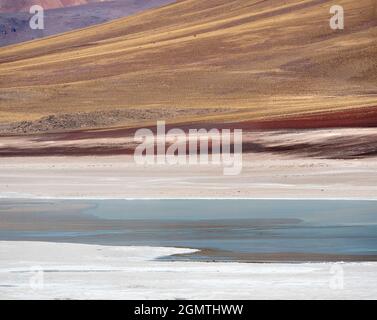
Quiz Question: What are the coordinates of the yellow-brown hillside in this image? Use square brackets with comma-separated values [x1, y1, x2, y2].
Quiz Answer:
[0, 0, 376, 126]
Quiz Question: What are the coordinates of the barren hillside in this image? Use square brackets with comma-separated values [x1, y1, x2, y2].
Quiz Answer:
[0, 0, 376, 130]
[0, 0, 174, 47]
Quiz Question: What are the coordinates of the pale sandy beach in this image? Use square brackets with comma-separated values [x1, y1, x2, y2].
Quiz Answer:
[0, 153, 376, 199]
[0, 241, 376, 300]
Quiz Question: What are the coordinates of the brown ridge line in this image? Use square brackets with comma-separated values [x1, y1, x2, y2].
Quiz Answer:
[26, 105, 377, 142]
[0, 106, 377, 157]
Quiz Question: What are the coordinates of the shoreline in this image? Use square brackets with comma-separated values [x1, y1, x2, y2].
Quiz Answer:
[1, 189, 376, 200]
[1, 153, 377, 199]
[1, 241, 376, 299]
[4, 238, 377, 264]
[165, 248, 377, 264]
[2, 196, 377, 200]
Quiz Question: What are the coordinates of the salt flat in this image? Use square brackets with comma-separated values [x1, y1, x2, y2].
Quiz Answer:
[0, 152, 377, 199]
[0, 241, 376, 300]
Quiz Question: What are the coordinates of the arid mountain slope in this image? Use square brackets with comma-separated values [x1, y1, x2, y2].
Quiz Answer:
[0, 0, 175, 47]
[0, 0, 376, 129]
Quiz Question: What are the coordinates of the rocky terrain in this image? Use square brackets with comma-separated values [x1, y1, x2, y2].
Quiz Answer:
[0, 107, 237, 134]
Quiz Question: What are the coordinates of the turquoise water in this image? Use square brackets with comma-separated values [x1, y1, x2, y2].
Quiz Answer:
[1, 199, 377, 261]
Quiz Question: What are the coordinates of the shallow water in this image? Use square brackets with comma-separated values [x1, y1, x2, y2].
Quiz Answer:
[1, 199, 377, 262]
